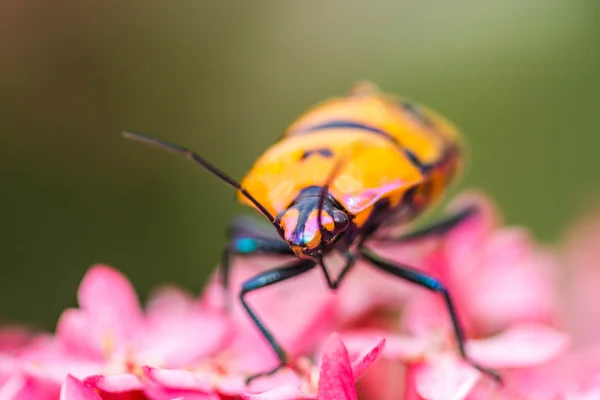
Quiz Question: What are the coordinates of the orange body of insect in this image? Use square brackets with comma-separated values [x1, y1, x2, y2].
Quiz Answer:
[239, 81, 463, 258]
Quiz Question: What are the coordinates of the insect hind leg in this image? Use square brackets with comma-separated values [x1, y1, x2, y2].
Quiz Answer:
[359, 247, 502, 384]
[375, 205, 477, 243]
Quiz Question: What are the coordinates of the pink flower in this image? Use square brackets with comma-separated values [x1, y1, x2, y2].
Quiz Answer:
[17, 265, 232, 398]
[9, 263, 385, 399]
[241, 334, 385, 400]
[427, 192, 559, 336]
[341, 193, 568, 400]
[4, 191, 598, 399]
[343, 322, 568, 400]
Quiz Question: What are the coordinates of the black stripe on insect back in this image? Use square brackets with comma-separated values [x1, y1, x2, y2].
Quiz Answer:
[403, 148, 432, 174]
[400, 101, 436, 129]
[296, 120, 398, 144]
[300, 148, 334, 161]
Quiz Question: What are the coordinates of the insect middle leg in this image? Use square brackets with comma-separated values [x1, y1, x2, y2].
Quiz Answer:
[359, 247, 501, 383]
[240, 258, 317, 383]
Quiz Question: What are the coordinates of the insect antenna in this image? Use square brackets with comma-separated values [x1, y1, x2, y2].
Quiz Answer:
[122, 131, 279, 228]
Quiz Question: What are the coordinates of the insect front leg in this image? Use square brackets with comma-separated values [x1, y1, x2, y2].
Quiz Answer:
[375, 205, 477, 243]
[220, 237, 293, 308]
[240, 259, 316, 384]
[359, 247, 502, 383]
[220, 216, 294, 310]
[332, 250, 357, 289]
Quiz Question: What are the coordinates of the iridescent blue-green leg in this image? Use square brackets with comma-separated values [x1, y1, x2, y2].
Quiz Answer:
[360, 247, 502, 383]
[240, 259, 317, 383]
[377, 205, 477, 243]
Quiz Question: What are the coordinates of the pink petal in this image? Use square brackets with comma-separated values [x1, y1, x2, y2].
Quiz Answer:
[465, 234, 558, 332]
[467, 324, 569, 368]
[77, 265, 144, 350]
[60, 375, 102, 400]
[349, 337, 385, 379]
[242, 386, 311, 400]
[317, 334, 357, 400]
[0, 373, 59, 400]
[0, 325, 32, 353]
[343, 330, 428, 361]
[19, 337, 103, 383]
[84, 374, 143, 393]
[415, 356, 481, 400]
[135, 311, 231, 367]
[143, 367, 214, 392]
[146, 287, 198, 321]
[55, 308, 105, 359]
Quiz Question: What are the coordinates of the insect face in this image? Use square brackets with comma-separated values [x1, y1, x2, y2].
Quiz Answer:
[277, 188, 350, 259]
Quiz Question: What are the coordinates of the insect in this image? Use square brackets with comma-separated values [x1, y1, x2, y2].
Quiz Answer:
[123, 81, 500, 383]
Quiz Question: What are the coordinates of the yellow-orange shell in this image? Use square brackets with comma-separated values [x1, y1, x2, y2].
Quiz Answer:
[237, 82, 463, 226]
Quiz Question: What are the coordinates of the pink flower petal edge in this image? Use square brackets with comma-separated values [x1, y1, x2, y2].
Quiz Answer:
[415, 356, 481, 400]
[317, 333, 359, 400]
[84, 373, 143, 394]
[467, 323, 570, 368]
[60, 375, 102, 400]
[242, 386, 311, 400]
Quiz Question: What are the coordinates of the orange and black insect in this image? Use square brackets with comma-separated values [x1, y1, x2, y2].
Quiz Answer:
[123, 82, 500, 383]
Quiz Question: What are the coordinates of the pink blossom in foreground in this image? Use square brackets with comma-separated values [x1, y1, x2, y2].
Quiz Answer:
[242, 334, 385, 400]
[5, 191, 600, 399]
[4, 263, 383, 399]
[343, 321, 569, 400]
[14, 265, 232, 398]
[343, 193, 568, 400]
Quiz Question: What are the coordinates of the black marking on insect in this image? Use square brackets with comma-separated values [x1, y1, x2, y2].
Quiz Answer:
[400, 101, 436, 129]
[300, 148, 334, 161]
[403, 148, 432, 174]
[297, 120, 398, 144]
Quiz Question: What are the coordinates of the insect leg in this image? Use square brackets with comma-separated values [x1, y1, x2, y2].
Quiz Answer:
[240, 258, 317, 383]
[220, 217, 293, 310]
[359, 247, 502, 383]
[332, 250, 357, 289]
[376, 205, 477, 243]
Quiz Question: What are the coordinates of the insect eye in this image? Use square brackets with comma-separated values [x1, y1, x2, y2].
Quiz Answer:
[332, 209, 349, 230]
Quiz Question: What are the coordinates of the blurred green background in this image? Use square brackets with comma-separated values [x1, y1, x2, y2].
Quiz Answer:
[1, 1, 598, 328]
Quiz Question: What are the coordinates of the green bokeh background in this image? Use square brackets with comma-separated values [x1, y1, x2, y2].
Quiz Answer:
[1, 1, 598, 328]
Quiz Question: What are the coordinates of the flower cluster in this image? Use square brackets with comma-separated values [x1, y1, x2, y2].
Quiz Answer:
[1, 192, 598, 399]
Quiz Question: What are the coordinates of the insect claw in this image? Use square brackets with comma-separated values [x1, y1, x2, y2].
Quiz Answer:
[245, 363, 287, 385]
[473, 364, 503, 385]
